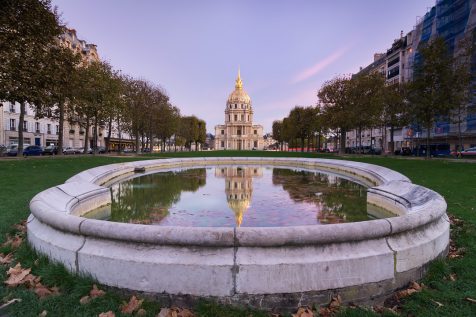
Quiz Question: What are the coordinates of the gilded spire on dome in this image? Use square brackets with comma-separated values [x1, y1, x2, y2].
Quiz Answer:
[235, 68, 243, 89]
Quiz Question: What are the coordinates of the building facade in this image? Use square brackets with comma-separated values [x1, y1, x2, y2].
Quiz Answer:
[215, 71, 263, 150]
[347, 0, 476, 152]
[0, 28, 112, 149]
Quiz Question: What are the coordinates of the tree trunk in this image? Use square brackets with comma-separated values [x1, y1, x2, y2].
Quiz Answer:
[135, 130, 140, 155]
[18, 102, 25, 156]
[106, 116, 113, 153]
[458, 108, 463, 156]
[57, 100, 64, 156]
[300, 138, 304, 152]
[339, 129, 346, 155]
[318, 131, 321, 152]
[426, 122, 431, 159]
[83, 118, 90, 154]
[93, 116, 98, 154]
[389, 125, 395, 155]
[117, 117, 122, 154]
[358, 126, 362, 152]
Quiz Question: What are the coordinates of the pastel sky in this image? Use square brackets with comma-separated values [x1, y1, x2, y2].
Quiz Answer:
[52, 0, 435, 133]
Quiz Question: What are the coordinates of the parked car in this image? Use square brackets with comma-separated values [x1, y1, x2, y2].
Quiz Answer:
[413, 143, 451, 157]
[23, 145, 43, 157]
[122, 148, 134, 153]
[460, 147, 476, 158]
[43, 145, 59, 155]
[63, 147, 76, 155]
[97, 146, 107, 154]
[369, 147, 382, 155]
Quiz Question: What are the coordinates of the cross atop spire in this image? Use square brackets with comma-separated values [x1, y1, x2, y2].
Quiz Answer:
[235, 67, 243, 89]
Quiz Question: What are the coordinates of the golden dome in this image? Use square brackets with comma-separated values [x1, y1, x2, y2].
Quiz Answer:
[227, 69, 251, 104]
[227, 199, 250, 227]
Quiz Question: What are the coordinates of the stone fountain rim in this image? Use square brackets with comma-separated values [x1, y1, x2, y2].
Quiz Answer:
[28, 157, 448, 247]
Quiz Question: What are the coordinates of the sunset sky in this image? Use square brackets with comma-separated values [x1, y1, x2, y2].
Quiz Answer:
[52, 0, 435, 133]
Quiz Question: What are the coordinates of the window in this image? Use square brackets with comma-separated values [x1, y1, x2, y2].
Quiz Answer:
[56, 125, 59, 135]
[23, 121, 27, 132]
[230, 105, 232, 109]
[241, 114, 244, 121]
[9, 102, 15, 113]
[221, 141, 224, 147]
[237, 129, 241, 135]
[10, 119, 16, 131]
[47, 124, 51, 134]
[35, 122, 40, 133]
[234, 104, 237, 109]
[228, 115, 231, 121]
[221, 130, 224, 135]
[254, 130, 257, 135]
[234, 115, 238, 121]
[254, 141, 258, 148]
[248, 115, 250, 121]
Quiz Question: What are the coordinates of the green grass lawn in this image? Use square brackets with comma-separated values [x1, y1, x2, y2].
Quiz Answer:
[0, 152, 475, 316]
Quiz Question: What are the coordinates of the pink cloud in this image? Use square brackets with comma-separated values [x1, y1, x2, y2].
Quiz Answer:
[292, 46, 351, 84]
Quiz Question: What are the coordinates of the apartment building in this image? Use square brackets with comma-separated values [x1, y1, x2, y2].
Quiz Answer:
[347, 0, 476, 152]
[0, 28, 109, 149]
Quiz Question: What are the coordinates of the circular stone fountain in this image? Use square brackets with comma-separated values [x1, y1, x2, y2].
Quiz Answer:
[27, 157, 449, 311]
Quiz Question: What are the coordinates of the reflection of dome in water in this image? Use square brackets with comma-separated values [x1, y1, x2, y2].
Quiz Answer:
[227, 69, 251, 104]
[227, 198, 250, 226]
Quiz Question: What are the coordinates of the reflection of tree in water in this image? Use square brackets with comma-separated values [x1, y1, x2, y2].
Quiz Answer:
[110, 168, 206, 224]
[272, 169, 367, 224]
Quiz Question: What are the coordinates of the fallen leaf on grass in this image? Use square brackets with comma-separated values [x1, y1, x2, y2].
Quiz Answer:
[431, 299, 444, 308]
[449, 273, 457, 281]
[157, 307, 195, 317]
[329, 295, 341, 309]
[80, 295, 91, 305]
[449, 215, 464, 226]
[465, 297, 476, 304]
[98, 311, 115, 317]
[34, 283, 60, 299]
[14, 221, 27, 234]
[292, 306, 314, 317]
[90, 284, 106, 298]
[448, 239, 465, 259]
[0, 253, 13, 265]
[38, 310, 47, 317]
[396, 281, 424, 299]
[0, 298, 22, 310]
[4, 263, 31, 287]
[372, 305, 398, 315]
[2, 235, 23, 249]
[120, 295, 143, 314]
[136, 308, 146, 316]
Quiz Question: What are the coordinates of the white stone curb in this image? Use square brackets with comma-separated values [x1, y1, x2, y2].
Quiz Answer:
[27, 157, 449, 299]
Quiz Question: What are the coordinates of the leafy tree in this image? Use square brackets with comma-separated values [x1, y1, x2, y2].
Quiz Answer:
[272, 120, 284, 151]
[381, 82, 409, 154]
[408, 37, 454, 158]
[39, 45, 81, 154]
[349, 73, 385, 149]
[318, 76, 354, 154]
[0, 0, 61, 155]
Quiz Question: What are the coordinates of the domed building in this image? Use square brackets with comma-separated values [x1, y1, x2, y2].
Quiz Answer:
[215, 166, 263, 226]
[215, 70, 263, 150]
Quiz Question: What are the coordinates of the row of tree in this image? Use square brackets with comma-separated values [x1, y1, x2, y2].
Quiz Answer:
[273, 36, 474, 157]
[0, 0, 206, 155]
